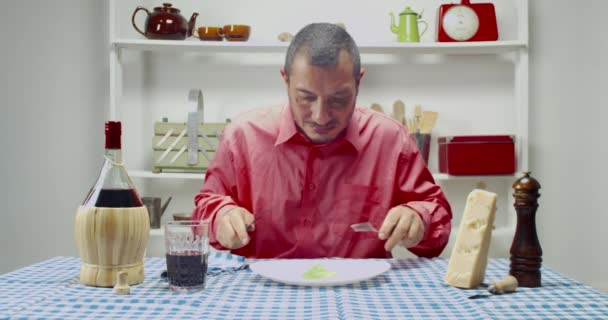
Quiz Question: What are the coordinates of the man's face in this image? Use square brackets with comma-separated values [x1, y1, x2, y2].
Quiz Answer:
[282, 51, 364, 144]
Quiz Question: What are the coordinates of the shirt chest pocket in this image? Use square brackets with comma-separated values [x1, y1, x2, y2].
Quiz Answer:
[329, 184, 389, 230]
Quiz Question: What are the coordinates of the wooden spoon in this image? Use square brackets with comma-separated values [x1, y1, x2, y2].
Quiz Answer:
[370, 103, 384, 114]
[393, 100, 406, 126]
[414, 105, 422, 133]
[420, 111, 438, 134]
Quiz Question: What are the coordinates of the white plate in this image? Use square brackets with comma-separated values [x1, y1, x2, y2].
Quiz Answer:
[249, 259, 391, 286]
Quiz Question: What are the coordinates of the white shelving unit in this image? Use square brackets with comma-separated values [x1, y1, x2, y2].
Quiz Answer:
[111, 0, 529, 258]
[150, 229, 164, 237]
[130, 170, 204, 180]
[113, 38, 526, 55]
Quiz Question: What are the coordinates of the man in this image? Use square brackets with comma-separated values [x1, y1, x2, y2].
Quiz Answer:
[192, 23, 452, 259]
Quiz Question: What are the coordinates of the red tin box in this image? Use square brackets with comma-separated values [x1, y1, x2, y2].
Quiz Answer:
[438, 135, 516, 175]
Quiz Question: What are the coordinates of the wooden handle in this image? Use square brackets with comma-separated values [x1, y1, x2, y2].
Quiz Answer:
[420, 111, 438, 134]
[393, 100, 406, 126]
[370, 103, 384, 114]
[490, 275, 518, 294]
[414, 105, 422, 133]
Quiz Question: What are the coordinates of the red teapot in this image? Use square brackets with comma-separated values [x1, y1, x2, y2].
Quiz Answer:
[132, 3, 198, 40]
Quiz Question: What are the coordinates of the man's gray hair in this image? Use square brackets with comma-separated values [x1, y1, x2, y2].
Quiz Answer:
[284, 23, 361, 80]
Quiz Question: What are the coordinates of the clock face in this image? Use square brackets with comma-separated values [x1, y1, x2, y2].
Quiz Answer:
[442, 5, 480, 41]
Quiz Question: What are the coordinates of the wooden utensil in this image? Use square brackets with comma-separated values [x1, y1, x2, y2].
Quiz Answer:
[414, 105, 422, 133]
[406, 118, 415, 132]
[392, 100, 406, 126]
[370, 103, 385, 114]
[420, 111, 438, 134]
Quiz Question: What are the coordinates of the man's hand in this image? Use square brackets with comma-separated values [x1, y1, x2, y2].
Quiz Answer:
[378, 206, 425, 251]
[216, 207, 255, 249]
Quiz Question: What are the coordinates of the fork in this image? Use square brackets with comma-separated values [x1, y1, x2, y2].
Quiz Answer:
[207, 262, 250, 277]
[350, 222, 378, 233]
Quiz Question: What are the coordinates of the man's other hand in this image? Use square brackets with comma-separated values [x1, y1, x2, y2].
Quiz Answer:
[216, 207, 255, 249]
[378, 206, 425, 251]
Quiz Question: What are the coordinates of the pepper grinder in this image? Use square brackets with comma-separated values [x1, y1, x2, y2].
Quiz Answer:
[510, 172, 542, 287]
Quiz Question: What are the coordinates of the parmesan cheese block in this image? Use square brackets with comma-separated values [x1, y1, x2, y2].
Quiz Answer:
[445, 189, 497, 288]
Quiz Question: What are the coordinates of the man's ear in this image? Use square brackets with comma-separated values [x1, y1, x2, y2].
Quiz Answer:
[280, 68, 289, 86]
[355, 67, 366, 96]
[356, 67, 366, 87]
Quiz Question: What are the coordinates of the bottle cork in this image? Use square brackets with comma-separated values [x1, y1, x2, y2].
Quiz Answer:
[489, 275, 518, 294]
[113, 271, 131, 295]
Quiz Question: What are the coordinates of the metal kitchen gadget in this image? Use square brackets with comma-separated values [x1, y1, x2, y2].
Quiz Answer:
[142, 196, 172, 229]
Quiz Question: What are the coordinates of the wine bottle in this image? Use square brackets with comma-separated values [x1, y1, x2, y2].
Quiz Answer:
[81, 121, 142, 207]
[75, 121, 150, 287]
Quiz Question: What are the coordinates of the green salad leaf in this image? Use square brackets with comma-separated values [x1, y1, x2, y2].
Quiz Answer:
[302, 264, 337, 280]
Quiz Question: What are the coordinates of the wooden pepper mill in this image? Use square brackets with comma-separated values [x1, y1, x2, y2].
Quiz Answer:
[510, 172, 542, 287]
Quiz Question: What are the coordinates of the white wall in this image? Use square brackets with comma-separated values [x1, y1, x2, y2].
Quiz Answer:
[0, 1, 108, 273]
[0, 0, 606, 294]
[530, 0, 608, 292]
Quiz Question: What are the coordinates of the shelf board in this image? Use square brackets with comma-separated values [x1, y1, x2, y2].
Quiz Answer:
[433, 173, 517, 181]
[130, 170, 204, 180]
[113, 38, 526, 55]
[130, 170, 515, 182]
[150, 228, 164, 237]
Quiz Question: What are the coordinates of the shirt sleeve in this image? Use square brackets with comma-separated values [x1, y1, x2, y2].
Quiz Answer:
[394, 130, 453, 258]
[192, 129, 240, 250]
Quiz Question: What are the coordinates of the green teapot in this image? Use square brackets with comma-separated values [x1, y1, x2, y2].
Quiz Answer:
[389, 6, 428, 42]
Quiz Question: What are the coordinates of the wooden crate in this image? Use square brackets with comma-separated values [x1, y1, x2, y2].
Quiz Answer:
[152, 121, 226, 173]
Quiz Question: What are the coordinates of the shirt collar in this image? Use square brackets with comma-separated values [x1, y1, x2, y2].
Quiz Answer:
[274, 105, 362, 153]
[343, 109, 362, 153]
[274, 105, 299, 146]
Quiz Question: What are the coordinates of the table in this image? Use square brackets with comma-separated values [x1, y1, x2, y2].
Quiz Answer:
[1, 252, 606, 319]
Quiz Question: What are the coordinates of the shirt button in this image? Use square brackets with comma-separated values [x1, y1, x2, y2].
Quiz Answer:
[308, 183, 316, 190]
[303, 218, 312, 226]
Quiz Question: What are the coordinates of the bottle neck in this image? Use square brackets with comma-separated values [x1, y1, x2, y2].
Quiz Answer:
[104, 148, 123, 164]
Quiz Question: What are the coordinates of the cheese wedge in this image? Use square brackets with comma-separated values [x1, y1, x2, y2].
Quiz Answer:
[445, 189, 497, 288]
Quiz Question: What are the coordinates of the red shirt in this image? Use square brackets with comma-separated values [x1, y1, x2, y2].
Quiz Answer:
[193, 105, 452, 259]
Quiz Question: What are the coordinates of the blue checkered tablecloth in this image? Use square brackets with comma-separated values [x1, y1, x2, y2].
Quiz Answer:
[1, 253, 606, 319]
